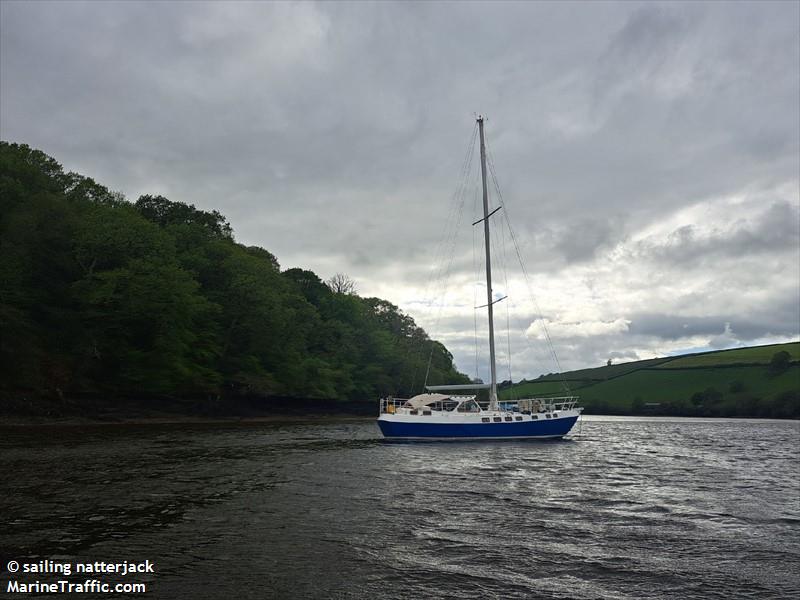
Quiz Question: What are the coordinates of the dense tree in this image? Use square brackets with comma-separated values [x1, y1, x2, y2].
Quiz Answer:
[282, 268, 331, 307]
[769, 350, 791, 374]
[135, 195, 233, 239]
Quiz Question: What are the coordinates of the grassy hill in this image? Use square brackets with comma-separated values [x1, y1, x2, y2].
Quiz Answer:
[499, 342, 800, 418]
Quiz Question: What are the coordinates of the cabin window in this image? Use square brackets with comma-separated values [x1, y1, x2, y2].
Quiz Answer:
[410, 410, 418, 415]
[481, 417, 490, 423]
[545, 414, 551, 419]
[515, 416, 523, 421]
[422, 410, 431, 416]
[531, 415, 538, 419]
[493, 417, 502, 422]
[504, 416, 513, 421]
[553, 412, 559, 417]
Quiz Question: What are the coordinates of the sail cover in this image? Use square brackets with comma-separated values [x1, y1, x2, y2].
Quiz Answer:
[406, 393, 451, 409]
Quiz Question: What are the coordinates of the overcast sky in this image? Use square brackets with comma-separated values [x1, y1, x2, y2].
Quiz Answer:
[2, 1, 798, 381]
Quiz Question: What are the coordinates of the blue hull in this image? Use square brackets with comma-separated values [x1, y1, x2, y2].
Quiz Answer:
[377, 416, 578, 439]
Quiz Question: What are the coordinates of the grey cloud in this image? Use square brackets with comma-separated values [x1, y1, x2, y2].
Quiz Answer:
[633, 200, 799, 266]
[593, 4, 688, 105]
[628, 304, 799, 342]
[553, 216, 627, 264]
[709, 323, 738, 350]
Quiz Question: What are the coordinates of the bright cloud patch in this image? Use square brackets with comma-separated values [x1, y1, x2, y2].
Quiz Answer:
[526, 318, 631, 340]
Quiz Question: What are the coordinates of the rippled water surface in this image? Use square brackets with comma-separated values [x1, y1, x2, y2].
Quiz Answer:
[2, 416, 799, 599]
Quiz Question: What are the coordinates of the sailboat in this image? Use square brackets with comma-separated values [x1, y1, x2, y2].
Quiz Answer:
[377, 116, 583, 440]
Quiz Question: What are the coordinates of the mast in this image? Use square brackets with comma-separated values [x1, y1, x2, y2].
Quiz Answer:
[477, 116, 499, 410]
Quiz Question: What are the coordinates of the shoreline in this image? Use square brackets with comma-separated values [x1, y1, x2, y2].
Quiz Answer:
[0, 414, 376, 428]
[2, 413, 796, 428]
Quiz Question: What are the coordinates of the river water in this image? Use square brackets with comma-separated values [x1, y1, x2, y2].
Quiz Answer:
[1, 416, 798, 599]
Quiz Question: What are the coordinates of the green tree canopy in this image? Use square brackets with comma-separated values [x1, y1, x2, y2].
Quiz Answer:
[135, 194, 233, 239]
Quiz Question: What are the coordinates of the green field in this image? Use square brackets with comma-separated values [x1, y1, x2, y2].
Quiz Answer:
[655, 342, 800, 368]
[501, 380, 581, 398]
[531, 357, 673, 382]
[500, 342, 800, 418]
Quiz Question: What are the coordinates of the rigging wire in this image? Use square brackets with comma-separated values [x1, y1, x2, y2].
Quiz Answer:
[415, 122, 479, 393]
[484, 135, 572, 394]
[491, 191, 516, 400]
[402, 122, 477, 395]
[499, 209, 515, 399]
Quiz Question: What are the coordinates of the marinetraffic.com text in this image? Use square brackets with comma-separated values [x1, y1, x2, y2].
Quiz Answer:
[6, 560, 154, 594]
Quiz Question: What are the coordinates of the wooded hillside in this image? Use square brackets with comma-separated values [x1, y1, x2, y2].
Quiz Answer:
[0, 142, 468, 416]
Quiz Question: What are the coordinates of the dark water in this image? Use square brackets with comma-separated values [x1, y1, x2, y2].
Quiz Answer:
[1, 416, 798, 599]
